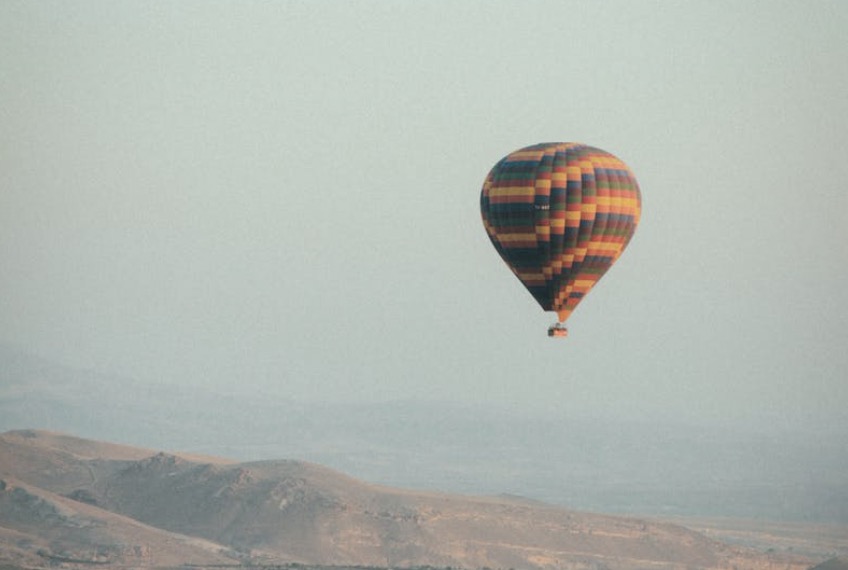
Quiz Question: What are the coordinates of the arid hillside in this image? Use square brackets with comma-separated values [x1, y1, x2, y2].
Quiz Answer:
[0, 477, 236, 567]
[0, 430, 815, 570]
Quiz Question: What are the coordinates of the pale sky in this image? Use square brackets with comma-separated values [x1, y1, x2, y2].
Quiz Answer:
[2, 1, 847, 431]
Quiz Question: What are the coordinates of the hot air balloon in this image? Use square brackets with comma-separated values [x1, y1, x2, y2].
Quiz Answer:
[480, 143, 641, 337]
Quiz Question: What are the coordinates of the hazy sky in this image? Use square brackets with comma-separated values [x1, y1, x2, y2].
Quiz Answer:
[2, 1, 847, 430]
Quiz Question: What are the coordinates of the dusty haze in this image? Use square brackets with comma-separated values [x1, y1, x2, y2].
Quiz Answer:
[2, 0, 847, 429]
[2, 346, 847, 526]
[4, 429, 841, 570]
[1, 0, 847, 548]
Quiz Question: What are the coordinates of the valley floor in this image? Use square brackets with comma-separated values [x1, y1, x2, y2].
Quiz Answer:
[649, 516, 848, 560]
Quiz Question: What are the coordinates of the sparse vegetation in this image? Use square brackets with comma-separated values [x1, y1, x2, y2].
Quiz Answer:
[1, 430, 842, 570]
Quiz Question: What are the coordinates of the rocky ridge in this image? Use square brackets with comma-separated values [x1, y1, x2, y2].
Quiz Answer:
[0, 430, 815, 570]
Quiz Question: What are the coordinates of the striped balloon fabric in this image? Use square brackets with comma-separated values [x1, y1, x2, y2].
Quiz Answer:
[480, 143, 641, 336]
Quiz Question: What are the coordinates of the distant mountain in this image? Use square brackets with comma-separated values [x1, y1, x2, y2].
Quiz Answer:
[3, 344, 847, 524]
[0, 429, 815, 570]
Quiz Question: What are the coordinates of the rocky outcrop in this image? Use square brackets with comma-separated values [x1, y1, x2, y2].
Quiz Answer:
[0, 430, 818, 570]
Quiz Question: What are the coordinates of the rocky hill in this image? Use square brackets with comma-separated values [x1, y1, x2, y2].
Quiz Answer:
[811, 558, 848, 570]
[0, 430, 813, 570]
[4, 345, 846, 526]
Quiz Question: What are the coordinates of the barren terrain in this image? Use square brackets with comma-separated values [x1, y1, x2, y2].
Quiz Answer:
[1, 430, 837, 570]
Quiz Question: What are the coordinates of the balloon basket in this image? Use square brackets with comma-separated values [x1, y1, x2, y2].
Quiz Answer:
[547, 323, 568, 338]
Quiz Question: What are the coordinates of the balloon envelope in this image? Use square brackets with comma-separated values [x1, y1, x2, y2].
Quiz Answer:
[480, 142, 641, 334]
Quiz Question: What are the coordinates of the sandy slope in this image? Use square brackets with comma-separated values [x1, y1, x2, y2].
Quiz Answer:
[0, 429, 815, 570]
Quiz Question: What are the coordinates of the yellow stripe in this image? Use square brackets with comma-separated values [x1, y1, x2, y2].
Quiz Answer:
[588, 242, 625, 253]
[596, 197, 640, 208]
[497, 233, 537, 244]
[490, 186, 535, 198]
